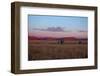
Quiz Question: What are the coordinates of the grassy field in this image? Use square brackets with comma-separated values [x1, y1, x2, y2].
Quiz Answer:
[28, 40, 88, 60]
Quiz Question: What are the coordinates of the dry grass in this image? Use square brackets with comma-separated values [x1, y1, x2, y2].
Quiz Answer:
[28, 40, 88, 60]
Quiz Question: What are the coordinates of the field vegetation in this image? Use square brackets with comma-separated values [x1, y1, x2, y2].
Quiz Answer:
[28, 39, 88, 60]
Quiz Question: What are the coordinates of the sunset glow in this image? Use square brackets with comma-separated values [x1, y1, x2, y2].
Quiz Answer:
[28, 15, 88, 38]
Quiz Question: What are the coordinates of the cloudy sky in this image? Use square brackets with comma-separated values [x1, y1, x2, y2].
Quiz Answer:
[28, 15, 88, 38]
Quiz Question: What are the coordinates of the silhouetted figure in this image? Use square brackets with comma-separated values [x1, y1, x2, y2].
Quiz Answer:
[58, 38, 64, 44]
[78, 40, 82, 44]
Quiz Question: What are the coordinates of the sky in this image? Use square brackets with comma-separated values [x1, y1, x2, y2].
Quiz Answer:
[28, 15, 88, 38]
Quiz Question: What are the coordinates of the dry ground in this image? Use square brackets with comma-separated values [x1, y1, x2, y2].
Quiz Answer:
[28, 40, 88, 60]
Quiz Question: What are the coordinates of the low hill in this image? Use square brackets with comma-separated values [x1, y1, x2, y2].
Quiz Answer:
[28, 36, 87, 41]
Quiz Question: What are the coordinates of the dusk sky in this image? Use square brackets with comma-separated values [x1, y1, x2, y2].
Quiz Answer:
[28, 15, 88, 38]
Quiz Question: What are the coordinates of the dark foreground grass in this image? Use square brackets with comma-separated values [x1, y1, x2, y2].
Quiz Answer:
[28, 40, 88, 60]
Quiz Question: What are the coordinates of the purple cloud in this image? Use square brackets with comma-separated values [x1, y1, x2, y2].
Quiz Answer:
[33, 27, 65, 32]
[46, 27, 64, 32]
[77, 30, 87, 33]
